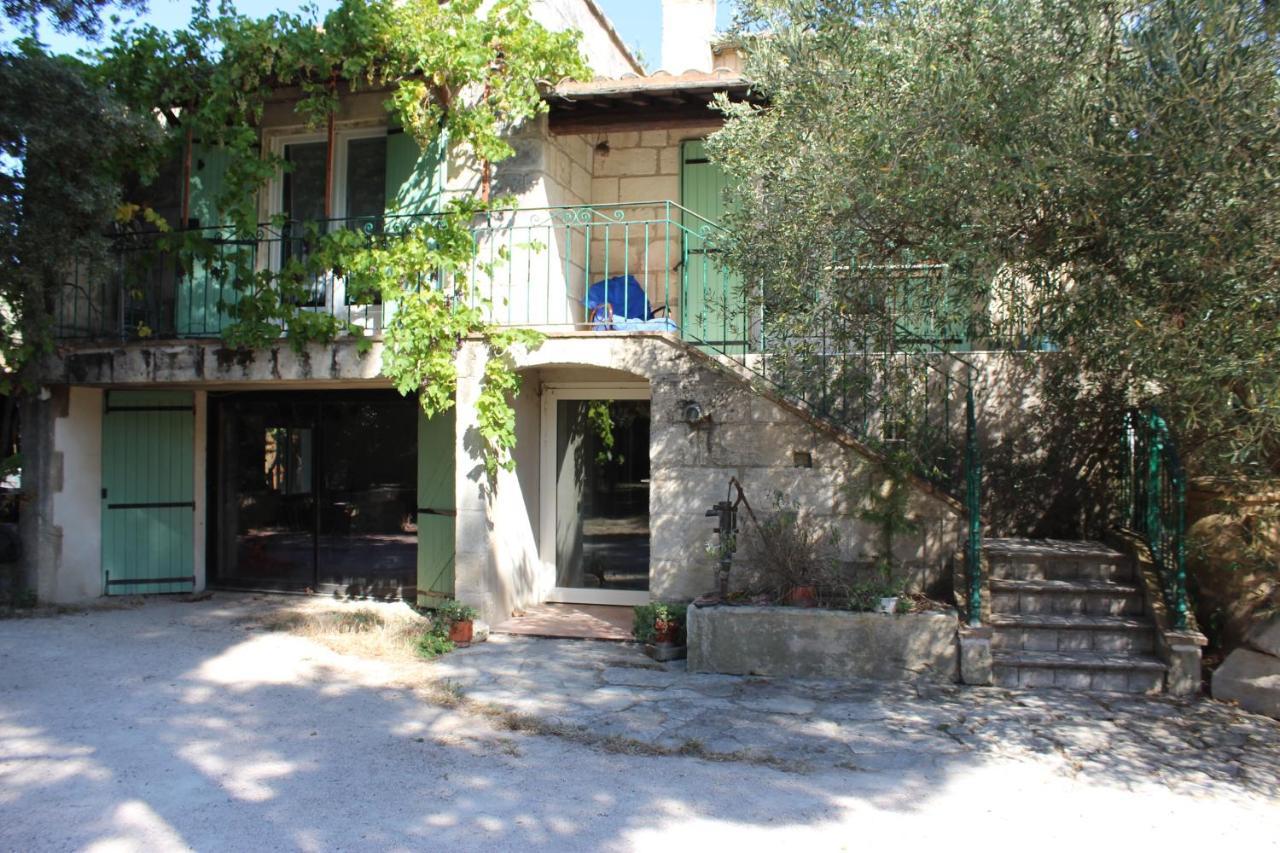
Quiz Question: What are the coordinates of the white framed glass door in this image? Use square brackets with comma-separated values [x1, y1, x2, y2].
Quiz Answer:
[539, 383, 651, 606]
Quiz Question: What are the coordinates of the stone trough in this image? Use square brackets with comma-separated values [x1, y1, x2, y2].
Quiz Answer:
[686, 604, 960, 682]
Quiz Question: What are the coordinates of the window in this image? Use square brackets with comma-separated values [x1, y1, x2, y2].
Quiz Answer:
[275, 131, 389, 307]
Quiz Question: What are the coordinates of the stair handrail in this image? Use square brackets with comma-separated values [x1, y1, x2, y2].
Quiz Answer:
[964, 381, 983, 626]
[1121, 408, 1190, 630]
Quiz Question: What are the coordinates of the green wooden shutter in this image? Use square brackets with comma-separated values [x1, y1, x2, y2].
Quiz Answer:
[416, 408, 455, 607]
[385, 130, 446, 216]
[101, 390, 196, 595]
[679, 139, 748, 354]
[178, 145, 242, 337]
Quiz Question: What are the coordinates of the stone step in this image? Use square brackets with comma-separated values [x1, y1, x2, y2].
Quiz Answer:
[984, 538, 1133, 583]
[990, 578, 1146, 617]
[992, 650, 1167, 693]
[991, 614, 1156, 654]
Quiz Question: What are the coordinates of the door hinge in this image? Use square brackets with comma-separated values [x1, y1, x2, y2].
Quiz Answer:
[101, 488, 107, 500]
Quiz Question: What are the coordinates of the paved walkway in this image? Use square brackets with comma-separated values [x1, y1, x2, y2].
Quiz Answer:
[437, 634, 1280, 796]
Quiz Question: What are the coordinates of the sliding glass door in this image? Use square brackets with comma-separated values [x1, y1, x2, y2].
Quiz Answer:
[212, 390, 418, 598]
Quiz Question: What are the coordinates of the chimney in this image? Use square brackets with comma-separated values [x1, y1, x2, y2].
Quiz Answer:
[660, 0, 717, 73]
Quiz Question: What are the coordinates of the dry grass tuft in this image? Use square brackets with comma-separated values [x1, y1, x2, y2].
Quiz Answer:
[258, 606, 434, 662]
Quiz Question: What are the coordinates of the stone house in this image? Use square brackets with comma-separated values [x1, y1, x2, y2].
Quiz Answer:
[19, 0, 1201, 693]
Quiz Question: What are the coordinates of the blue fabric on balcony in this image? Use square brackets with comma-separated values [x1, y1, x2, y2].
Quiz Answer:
[587, 275, 653, 322]
[586, 274, 678, 332]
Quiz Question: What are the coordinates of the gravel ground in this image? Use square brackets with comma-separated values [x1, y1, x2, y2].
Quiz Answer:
[0, 594, 1276, 852]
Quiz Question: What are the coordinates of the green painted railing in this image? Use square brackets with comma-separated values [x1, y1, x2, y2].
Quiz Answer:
[1121, 408, 1190, 630]
[965, 385, 983, 626]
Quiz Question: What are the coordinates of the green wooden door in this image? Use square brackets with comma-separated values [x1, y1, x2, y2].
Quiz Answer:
[101, 390, 196, 595]
[416, 408, 455, 607]
[680, 140, 749, 354]
[177, 144, 243, 337]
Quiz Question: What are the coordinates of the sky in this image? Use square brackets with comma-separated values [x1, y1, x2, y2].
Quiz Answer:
[6, 0, 739, 71]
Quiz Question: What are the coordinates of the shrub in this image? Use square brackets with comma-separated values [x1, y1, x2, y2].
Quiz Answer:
[740, 492, 841, 601]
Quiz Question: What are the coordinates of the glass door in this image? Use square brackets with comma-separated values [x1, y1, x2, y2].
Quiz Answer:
[541, 385, 651, 605]
[212, 390, 419, 599]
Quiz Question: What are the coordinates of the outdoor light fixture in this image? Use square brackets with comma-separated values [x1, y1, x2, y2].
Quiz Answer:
[682, 401, 704, 425]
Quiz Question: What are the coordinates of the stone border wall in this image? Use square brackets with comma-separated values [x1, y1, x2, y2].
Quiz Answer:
[687, 604, 960, 682]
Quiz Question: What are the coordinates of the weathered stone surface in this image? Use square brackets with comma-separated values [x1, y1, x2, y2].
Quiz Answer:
[1213, 648, 1280, 719]
[1246, 613, 1280, 658]
[687, 605, 960, 682]
[959, 629, 994, 685]
[421, 628, 1280, 795]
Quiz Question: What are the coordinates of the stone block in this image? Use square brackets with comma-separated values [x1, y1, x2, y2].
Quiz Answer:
[606, 131, 640, 148]
[991, 629, 1022, 651]
[620, 174, 679, 203]
[1163, 641, 1202, 697]
[639, 130, 668, 147]
[687, 606, 959, 682]
[571, 164, 591, 202]
[658, 146, 681, 174]
[595, 147, 656, 177]
[1090, 671, 1131, 693]
[958, 630, 993, 686]
[1013, 560, 1045, 581]
[1057, 631, 1093, 651]
[1057, 594, 1087, 615]
[591, 176, 619, 204]
[1094, 630, 1152, 654]
[991, 592, 1019, 613]
[993, 666, 1020, 688]
[1019, 593, 1049, 614]
[1246, 613, 1280, 658]
[1054, 670, 1093, 689]
[1212, 648, 1280, 718]
[1019, 667, 1057, 688]
[1128, 669, 1164, 695]
[1023, 629, 1059, 652]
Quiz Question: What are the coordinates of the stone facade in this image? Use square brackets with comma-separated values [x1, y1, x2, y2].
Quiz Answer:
[452, 333, 966, 624]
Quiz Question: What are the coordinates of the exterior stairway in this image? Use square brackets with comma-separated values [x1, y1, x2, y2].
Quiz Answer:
[986, 538, 1168, 693]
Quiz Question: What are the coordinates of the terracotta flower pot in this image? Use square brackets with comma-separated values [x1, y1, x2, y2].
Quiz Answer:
[786, 585, 818, 608]
[447, 619, 474, 644]
[653, 621, 679, 645]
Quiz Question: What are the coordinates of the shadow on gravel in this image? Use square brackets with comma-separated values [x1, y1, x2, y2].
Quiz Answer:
[0, 596, 1275, 850]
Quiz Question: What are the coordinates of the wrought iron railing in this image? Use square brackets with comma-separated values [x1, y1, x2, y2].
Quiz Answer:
[1120, 408, 1190, 630]
[52, 202, 742, 342]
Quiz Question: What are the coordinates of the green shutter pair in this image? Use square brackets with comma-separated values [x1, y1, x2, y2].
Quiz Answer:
[178, 132, 446, 337]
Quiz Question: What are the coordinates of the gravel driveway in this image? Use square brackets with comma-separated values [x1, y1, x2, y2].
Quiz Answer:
[0, 594, 1275, 852]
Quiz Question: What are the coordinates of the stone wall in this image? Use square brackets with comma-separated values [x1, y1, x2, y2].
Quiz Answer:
[452, 333, 967, 624]
[687, 605, 960, 682]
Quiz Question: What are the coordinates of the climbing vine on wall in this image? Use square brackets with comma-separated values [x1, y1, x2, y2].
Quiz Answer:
[92, 0, 590, 474]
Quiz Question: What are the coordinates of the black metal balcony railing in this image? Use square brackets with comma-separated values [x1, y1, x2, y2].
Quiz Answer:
[54, 202, 749, 342]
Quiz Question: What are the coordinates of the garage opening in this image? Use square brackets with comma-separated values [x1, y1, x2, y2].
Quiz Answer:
[208, 389, 449, 600]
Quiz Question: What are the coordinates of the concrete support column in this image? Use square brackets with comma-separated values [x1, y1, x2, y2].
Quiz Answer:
[21, 386, 104, 605]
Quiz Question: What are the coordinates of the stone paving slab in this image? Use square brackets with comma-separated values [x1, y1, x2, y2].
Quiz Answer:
[432, 634, 1280, 799]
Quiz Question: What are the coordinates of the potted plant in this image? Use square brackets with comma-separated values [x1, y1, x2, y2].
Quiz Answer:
[633, 602, 688, 660]
[434, 599, 479, 645]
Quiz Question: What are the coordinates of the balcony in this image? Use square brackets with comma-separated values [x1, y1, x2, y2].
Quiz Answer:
[54, 201, 762, 352]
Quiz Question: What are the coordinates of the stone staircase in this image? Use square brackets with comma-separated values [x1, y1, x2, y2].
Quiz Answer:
[986, 538, 1168, 693]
